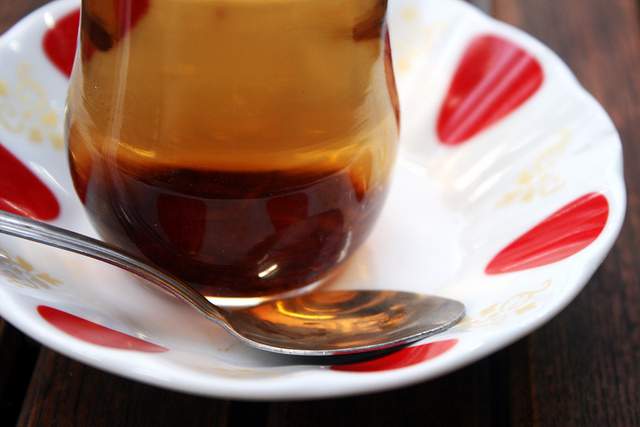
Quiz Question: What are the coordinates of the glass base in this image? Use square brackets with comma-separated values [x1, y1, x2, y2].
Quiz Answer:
[203, 278, 326, 308]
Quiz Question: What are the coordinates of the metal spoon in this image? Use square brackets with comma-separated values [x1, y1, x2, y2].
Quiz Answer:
[0, 211, 464, 356]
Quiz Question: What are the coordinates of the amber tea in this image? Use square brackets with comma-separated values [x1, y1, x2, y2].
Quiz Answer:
[67, 0, 399, 299]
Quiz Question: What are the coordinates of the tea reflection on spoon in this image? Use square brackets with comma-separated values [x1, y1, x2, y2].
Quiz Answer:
[0, 211, 464, 356]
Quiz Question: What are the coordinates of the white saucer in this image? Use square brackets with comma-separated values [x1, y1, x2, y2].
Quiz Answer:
[0, 0, 625, 400]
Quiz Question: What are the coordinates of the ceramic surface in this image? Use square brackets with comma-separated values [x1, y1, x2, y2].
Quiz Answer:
[0, 0, 625, 399]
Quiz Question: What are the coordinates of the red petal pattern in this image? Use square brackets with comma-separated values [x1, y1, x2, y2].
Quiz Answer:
[486, 193, 609, 274]
[38, 305, 168, 352]
[331, 339, 457, 372]
[42, 9, 79, 78]
[0, 144, 60, 220]
[437, 35, 544, 145]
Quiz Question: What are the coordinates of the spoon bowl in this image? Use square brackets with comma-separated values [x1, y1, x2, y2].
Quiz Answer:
[227, 290, 464, 355]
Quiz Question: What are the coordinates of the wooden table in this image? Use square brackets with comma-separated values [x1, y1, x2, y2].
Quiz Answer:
[1, 0, 639, 425]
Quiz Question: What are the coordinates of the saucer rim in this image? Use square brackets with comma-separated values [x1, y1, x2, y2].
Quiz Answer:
[0, 0, 626, 400]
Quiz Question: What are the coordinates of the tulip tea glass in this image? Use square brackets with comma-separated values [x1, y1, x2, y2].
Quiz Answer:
[67, 0, 400, 301]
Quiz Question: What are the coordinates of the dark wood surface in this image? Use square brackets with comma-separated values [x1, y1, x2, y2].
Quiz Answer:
[2, 0, 639, 426]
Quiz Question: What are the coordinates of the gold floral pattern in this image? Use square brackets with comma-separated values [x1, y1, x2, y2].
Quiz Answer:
[400, 5, 418, 22]
[0, 246, 61, 289]
[456, 280, 552, 330]
[395, 23, 447, 75]
[497, 130, 570, 207]
[0, 64, 64, 150]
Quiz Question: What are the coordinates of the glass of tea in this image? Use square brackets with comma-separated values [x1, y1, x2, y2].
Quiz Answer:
[66, 0, 400, 303]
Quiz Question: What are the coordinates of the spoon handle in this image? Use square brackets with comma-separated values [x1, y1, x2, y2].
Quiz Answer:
[0, 211, 227, 324]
